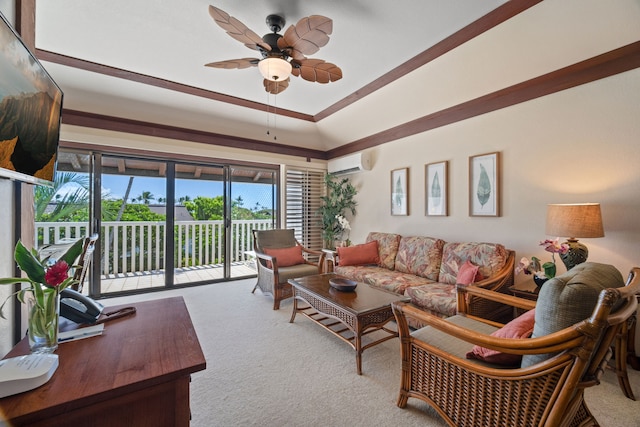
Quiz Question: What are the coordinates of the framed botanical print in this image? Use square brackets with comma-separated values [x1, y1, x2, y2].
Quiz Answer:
[469, 152, 500, 216]
[425, 161, 448, 216]
[391, 167, 409, 216]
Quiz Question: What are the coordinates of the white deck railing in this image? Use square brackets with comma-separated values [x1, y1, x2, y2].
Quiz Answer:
[35, 220, 273, 276]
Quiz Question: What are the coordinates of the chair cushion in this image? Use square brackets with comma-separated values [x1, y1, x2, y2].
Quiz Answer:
[467, 309, 535, 366]
[394, 236, 445, 280]
[457, 260, 484, 285]
[263, 246, 305, 268]
[337, 241, 379, 266]
[276, 264, 320, 285]
[412, 315, 499, 362]
[521, 262, 625, 367]
[366, 232, 401, 270]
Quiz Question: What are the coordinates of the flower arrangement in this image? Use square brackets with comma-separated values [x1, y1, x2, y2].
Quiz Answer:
[1, 239, 84, 352]
[335, 214, 351, 246]
[516, 238, 569, 280]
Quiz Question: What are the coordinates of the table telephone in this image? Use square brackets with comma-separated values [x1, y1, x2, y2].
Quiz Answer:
[60, 288, 104, 324]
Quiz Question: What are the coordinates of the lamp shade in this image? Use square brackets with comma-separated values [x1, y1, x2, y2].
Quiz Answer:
[545, 203, 604, 238]
[258, 57, 292, 82]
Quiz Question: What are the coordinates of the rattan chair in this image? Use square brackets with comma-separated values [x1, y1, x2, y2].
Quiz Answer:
[392, 264, 640, 427]
[72, 234, 98, 292]
[252, 229, 325, 310]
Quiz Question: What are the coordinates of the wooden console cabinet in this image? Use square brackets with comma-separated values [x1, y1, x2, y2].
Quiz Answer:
[0, 297, 206, 426]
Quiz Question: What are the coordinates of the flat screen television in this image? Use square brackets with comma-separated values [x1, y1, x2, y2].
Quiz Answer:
[0, 10, 63, 186]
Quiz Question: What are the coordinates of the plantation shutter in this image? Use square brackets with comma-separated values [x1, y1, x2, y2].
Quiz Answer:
[285, 167, 325, 251]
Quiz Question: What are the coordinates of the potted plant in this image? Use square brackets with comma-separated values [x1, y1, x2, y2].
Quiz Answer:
[317, 173, 357, 249]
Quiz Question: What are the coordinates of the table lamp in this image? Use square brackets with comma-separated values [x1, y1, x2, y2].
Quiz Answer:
[545, 203, 604, 271]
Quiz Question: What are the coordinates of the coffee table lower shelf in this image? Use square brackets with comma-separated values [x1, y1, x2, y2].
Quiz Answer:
[289, 275, 406, 375]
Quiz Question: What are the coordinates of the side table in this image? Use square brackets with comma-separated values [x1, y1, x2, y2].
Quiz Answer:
[509, 281, 636, 400]
[508, 281, 538, 317]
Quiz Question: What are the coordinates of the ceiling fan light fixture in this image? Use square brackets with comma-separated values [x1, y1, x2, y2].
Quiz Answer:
[258, 57, 292, 82]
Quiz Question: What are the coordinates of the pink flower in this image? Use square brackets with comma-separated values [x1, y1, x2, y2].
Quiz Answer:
[540, 238, 569, 254]
[44, 261, 69, 287]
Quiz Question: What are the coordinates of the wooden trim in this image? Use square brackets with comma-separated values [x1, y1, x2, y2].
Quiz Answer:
[61, 109, 327, 160]
[60, 140, 282, 172]
[314, 0, 543, 121]
[30, 1, 540, 124]
[35, 49, 314, 123]
[16, 0, 35, 49]
[327, 41, 640, 159]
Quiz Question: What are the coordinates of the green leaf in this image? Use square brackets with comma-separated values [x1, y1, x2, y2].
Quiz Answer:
[14, 241, 46, 283]
[58, 238, 85, 268]
[431, 172, 441, 207]
[542, 261, 557, 278]
[476, 164, 491, 208]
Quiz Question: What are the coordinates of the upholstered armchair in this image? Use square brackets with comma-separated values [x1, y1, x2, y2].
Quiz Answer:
[252, 229, 325, 310]
[392, 263, 640, 427]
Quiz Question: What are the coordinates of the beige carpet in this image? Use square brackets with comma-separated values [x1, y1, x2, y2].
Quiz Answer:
[106, 279, 640, 426]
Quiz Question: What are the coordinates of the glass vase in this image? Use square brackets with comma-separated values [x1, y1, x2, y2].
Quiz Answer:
[27, 285, 60, 353]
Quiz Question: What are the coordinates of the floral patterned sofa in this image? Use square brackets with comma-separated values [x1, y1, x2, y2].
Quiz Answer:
[329, 232, 515, 327]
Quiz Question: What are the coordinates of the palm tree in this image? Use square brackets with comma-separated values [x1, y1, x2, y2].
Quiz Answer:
[136, 191, 155, 205]
[34, 172, 90, 221]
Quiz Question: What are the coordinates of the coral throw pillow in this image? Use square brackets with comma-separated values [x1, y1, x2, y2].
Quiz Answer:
[263, 246, 305, 268]
[457, 260, 484, 285]
[337, 241, 380, 266]
[466, 309, 536, 366]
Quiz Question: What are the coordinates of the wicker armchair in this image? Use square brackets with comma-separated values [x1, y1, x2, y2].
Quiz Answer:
[252, 229, 325, 310]
[392, 264, 640, 427]
[72, 234, 98, 292]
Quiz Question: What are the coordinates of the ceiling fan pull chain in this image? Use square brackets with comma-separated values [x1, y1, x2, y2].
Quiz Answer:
[273, 94, 277, 141]
[266, 92, 271, 137]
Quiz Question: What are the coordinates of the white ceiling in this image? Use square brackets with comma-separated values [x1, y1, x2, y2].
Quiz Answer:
[33, 0, 508, 151]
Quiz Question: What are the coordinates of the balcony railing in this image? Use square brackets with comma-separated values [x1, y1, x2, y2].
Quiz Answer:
[35, 220, 273, 276]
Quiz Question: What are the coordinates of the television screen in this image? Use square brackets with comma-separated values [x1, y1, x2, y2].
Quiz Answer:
[0, 11, 63, 186]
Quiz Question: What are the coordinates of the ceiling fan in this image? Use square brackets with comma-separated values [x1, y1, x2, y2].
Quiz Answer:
[205, 5, 343, 95]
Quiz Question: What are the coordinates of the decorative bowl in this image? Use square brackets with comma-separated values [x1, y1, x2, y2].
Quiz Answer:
[329, 277, 358, 292]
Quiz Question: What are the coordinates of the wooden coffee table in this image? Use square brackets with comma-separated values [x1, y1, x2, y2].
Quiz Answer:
[289, 273, 409, 375]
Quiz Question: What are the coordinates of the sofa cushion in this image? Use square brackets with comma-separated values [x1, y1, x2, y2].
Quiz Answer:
[457, 260, 484, 285]
[337, 241, 379, 266]
[467, 309, 535, 366]
[366, 232, 401, 270]
[394, 236, 445, 281]
[521, 262, 625, 368]
[263, 246, 305, 268]
[439, 242, 508, 285]
[334, 265, 389, 285]
[363, 269, 434, 294]
[405, 283, 458, 318]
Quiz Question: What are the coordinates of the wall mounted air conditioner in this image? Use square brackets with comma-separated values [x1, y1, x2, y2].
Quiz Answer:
[327, 152, 372, 175]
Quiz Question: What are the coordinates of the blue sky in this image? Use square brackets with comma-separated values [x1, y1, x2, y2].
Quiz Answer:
[101, 175, 273, 209]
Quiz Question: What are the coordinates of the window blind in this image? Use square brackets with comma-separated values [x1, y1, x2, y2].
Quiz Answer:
[285, 167, 325, 251]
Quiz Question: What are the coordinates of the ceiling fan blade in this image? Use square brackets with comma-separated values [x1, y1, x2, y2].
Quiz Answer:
[263, 78, 290, 94]
[291, 59, 342, 84]
[278, 15, 332, 59]
[204, 58, 260, 69]
[208, 5, 271, 52]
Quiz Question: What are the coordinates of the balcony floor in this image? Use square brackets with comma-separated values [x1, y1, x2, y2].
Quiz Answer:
[99, 261, 256, 293]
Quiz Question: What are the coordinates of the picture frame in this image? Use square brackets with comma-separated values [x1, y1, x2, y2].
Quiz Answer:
[391, 167, 409, 216]
[425, 161, 448, 216]
[469, 152, 500, 216]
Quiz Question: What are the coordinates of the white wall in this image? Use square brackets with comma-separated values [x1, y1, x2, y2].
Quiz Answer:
[348, 68, 640, 281]
[338, 0, 640, 283]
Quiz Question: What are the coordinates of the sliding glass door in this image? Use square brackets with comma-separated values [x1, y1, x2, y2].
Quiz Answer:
[229, 166, 277, 278]
[48, 149, 279, 296]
